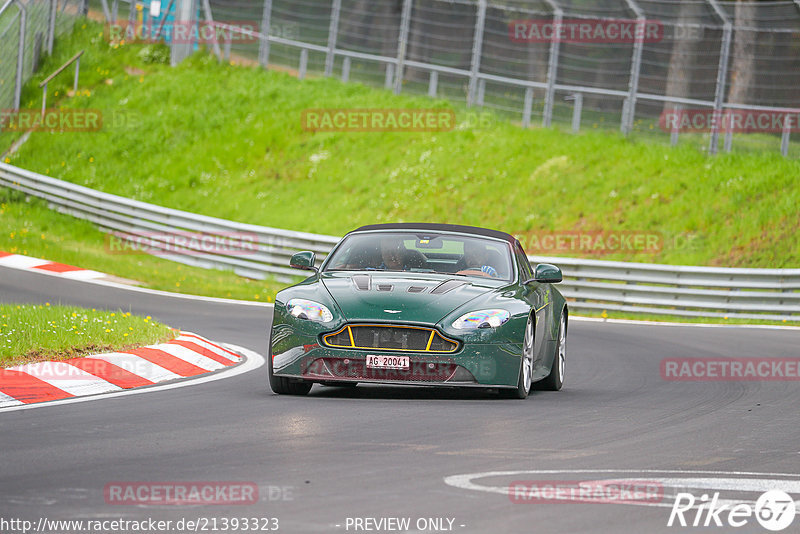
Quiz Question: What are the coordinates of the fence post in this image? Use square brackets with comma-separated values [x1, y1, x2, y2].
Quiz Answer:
[706, 0, 731, 155]
[298, 48, 308, 80]
[467, 0, 487, 107]
[541, 0, 561, 127]
[111, 0, 118, 23]
[724, 110, 733, 152]
[14, 2, 26, 110]
[99, 0, 111, 22]
[324, 0, 341, 76]
[384, 63, 394, 89]
[565, 93, 582, 133]
[670, 104, 680, 146]
[522, 86, 533, 128]
[258, 0, 272, 67]
[201, 0, 222, 61]
[341, 56, 350, 82]
[621, 0, 645, 135]
[47, 0, 56, 54]
[781, 113, 791, 157]
[427, 70, 437, 97]
[393, 0, 413, 94]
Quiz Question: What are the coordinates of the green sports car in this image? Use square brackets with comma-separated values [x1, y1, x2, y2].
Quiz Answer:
[268, 223, 567, 398]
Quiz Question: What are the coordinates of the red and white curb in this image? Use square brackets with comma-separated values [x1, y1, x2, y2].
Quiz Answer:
[0, 332, 242, 407]
[0, 251, 107, 281]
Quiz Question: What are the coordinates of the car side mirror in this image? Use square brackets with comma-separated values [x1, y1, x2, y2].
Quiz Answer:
[290, 251, 318, 272]
[531, 263, 562, 283]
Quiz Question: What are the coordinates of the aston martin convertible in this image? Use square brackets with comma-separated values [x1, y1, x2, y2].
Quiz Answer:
[268, 223, 567, 398]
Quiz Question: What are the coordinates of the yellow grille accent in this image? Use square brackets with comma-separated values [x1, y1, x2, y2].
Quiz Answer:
[323, 324, 458, 353]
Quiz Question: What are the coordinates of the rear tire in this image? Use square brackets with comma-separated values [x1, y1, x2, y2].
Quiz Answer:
[536, 312, 566, 391]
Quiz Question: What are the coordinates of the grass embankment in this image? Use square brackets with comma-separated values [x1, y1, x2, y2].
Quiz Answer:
[0, 20, 798, 322]
[0, 303, 174, 365]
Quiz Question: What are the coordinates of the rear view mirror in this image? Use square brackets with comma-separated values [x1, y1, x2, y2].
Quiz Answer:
[290, 251, 317, 272]
[533, 263, 562, 283]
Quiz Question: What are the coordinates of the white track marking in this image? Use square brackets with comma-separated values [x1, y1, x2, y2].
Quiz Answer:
[174, 334, 241, 362]
[0, 391, 23, 407]
[444, 469, 800, 509]
[60, 270, 104, 280]
[0, 255, 51, 269]
[88, 353, 182, 382]
[571, 315, 800, 331]
[151, 343, 226, 371]
[0, 345, 263, 413]
[7, 362, 121, 396]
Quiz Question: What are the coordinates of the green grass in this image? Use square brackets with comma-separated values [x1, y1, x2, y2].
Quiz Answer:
[0, 189, 286, 302]
[1, 20, 798, 327]
[0, 302, 174, 365]
[5, 20, 799, 270]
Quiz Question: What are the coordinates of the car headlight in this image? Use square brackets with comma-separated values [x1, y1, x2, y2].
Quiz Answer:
[286, 299, 334, 323]
[452, 309, 510, 330]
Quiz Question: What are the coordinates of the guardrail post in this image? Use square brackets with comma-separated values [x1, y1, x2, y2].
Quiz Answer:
[621, 0, 645, 135]
[781, 113, 791, 157]
[298, 48, 308, 80]
[393, 0, 413, 94]
[341, 56, 350, 82]
[47, 0, 56, 54]
[384, 63, 394, 89]
[427, 70, 437, 97]
[522, 86, 533, 128]
[542, 0, 561, 127]
[706, 0, 731, 155]
[324, 0, 341, 76]
[467, 0, 487, 107]
[258, 0, 272, 67]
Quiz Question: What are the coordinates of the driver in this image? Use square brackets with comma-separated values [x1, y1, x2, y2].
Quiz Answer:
[461, 241, 499, 278]
[379, 237, 407, 271]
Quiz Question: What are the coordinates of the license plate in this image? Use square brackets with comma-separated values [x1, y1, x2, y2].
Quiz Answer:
[365, 355, 410, 370]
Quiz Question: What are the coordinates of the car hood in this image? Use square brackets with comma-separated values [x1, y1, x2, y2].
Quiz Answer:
[320, 272, 501, 325]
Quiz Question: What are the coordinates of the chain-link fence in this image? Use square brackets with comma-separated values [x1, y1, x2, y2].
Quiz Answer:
[157, 0, 793, 158]
[0, 0, 85, 111]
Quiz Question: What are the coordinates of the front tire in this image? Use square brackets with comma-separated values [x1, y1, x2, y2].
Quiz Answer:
[536, 311, 566, 391]
[268, 329, 312, 395]
[501, 314, 535, 399]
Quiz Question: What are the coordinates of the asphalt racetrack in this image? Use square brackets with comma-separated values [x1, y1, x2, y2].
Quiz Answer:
[2, 265, 799, 534]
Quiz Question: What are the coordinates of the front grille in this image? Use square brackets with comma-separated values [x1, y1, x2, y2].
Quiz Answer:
[304, 358, 459, 382]
[323, 325, 459, 353]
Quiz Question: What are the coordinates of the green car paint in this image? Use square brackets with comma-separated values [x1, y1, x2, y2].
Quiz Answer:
[268, 223, 567, 398]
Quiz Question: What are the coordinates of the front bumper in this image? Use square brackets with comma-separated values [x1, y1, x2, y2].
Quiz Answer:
[271, 329, 522, 388]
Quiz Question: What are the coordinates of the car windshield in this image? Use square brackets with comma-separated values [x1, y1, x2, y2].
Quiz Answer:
[324, 232, 514, 281]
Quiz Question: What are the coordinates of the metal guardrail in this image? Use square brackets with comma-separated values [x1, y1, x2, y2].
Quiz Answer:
[1, 162, 798, 322]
